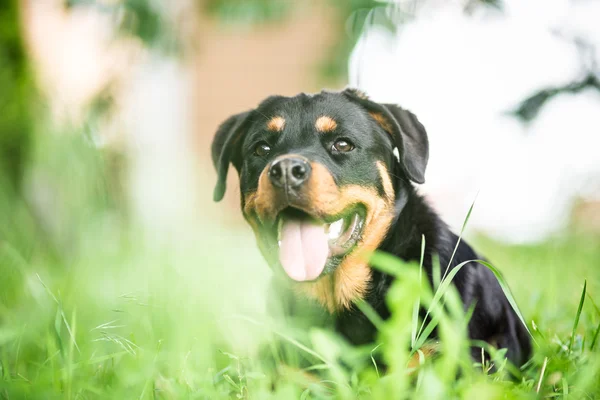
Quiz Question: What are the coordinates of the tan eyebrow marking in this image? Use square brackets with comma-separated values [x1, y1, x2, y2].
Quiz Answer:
[368, 111, 393, 136]
[266, 116, 286, 132]
[315, 116, 338, 132]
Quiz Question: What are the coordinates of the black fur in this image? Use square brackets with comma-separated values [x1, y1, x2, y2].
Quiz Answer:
[212, 88, 531, 367]
[336, 179, 531, 365]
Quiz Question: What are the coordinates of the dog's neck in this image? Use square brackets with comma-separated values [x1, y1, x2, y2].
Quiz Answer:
[365, 181, 468, 303]
[383, 182, 447, 261]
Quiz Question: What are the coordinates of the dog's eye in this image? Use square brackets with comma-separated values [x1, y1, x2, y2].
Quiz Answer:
[332, 139, 355, 153]
[254, 142, 271, 157]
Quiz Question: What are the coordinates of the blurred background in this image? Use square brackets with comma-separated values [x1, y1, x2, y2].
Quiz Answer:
[1, 0, 599, 397]
[11, 0, 600, 239]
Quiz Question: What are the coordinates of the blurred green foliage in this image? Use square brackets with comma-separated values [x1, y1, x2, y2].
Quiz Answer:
[204, 0, 293, 25]
[62, 0, 505, 80]
[0, 0, 33, 190]
[64, 0, 181, 55]
[63, 0, 398, 79]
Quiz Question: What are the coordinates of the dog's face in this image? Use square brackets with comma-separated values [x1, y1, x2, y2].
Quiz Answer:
[212, 89, 429, 311]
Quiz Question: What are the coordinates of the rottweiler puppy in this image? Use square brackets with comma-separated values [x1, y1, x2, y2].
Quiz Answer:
[211, 88, 531, 367]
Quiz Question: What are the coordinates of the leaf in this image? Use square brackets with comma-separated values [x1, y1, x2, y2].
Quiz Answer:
[354, 298, 384, 331]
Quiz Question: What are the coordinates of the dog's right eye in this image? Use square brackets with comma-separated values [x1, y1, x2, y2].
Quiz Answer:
[254, 142, 271, 157]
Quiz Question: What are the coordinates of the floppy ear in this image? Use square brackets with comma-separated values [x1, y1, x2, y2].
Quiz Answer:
[211, 111, 251, 202]
[343, 89, 429, 184]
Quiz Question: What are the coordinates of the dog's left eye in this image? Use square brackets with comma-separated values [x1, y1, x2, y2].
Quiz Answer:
[331, 139, 355, 153]
[254, 142, 271, 157]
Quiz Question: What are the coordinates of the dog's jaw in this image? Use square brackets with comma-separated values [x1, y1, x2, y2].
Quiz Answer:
[244, 161, 396, 312]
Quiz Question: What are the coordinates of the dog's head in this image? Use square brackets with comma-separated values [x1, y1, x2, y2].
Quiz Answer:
[212, 89, 429, 311]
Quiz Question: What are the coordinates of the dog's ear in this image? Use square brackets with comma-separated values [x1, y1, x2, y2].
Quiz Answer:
[380, 103, 429, 184]
[343, 88, 429, 184]
[212, 111, 252, 202]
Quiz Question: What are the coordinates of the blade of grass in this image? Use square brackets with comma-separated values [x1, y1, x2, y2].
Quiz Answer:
[590, 320, 600, 351]
[354, 299, 384, 332]
[476, 260, 534, 341]
[442, 194, 477, 281]
[368, 251, 404, 277]
[411, 235, 426, 348]
[225, 314, 330, 365]
[274, 330, 328, 365]
[531, 320, 547, 342]
[432, 254, 441, 291]
[587, 293, 600, 316]
[413, 313, 440, 351]
[370, 343, 383, 378]
[470, 339, 521, 378]
[586, 293, 600, 350]
[36, 274, 81, 354]
[303, 364, 330, 372]
[415, 259, 476, 343]
[416, 258, 535, 349]
[568, 280, 586, 354]
[536, 356, 548, 394]
[414, 349, 426, 391]
[59, 351, 130, 371]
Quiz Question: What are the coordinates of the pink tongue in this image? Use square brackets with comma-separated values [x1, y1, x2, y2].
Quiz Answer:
[279, 220, 330, 281]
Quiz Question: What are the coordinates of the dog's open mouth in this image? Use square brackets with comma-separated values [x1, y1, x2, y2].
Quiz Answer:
[274, 207, 365, 281]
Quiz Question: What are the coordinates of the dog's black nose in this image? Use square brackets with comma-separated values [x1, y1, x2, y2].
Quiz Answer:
[269, 157, 311, 189]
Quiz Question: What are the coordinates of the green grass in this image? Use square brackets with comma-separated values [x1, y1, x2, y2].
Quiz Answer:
[1, 135, 599, 399]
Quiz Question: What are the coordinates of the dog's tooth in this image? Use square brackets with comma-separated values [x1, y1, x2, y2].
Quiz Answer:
[327, 218, 345, 240]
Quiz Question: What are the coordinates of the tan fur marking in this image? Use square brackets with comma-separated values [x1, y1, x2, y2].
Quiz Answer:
[407, 342, 440, 371]
[376, 161, 395, 202]
[243, 192, 267, 253]
[243, 191, 257, 210]
[244, 166, 279, 224]
[334, 185, 395, 310]
[315, 116, 338, 133]
[369, 111, 393, 136]
[243, 161, 396, 312]
[267, 116, 286, 132]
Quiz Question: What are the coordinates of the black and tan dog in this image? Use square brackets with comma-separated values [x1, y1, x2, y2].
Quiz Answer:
[211, 88, 531, 366]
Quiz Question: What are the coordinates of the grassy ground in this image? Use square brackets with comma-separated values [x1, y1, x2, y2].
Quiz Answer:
[1, 135, 599, 399]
